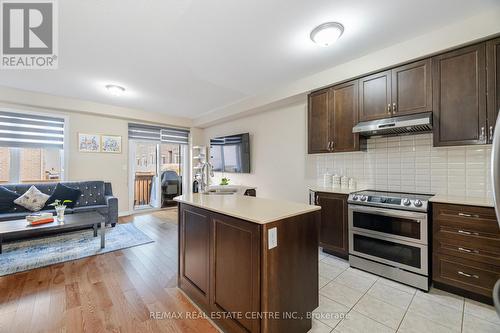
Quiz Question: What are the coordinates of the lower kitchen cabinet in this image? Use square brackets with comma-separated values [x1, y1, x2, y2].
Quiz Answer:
[432, 203, 500, 304]
[178, 203, 320, 333]
[313, 191, 349, 259]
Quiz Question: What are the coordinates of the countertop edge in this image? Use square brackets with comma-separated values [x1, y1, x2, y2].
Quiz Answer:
[174, 196, 321, 224]
[429, 196, 494, 208]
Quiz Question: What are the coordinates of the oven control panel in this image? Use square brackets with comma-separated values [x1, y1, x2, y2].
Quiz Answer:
[348, 193, 429, 212]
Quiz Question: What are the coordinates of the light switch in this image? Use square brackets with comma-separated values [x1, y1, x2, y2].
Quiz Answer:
[268, 227, 277, 249]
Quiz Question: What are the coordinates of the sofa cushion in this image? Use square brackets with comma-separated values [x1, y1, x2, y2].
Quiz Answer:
[0, 186, 20, 213]
[45, 183, 81, 209]
[14, 186, 50, 212]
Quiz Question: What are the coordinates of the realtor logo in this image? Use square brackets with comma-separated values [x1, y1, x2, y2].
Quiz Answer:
[1, 0, 58, 69]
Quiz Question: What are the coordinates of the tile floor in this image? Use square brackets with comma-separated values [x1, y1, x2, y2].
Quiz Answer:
[309, 249, 500, 333]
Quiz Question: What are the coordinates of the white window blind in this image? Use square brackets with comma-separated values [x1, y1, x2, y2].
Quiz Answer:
[0, 111, 64, 149]
[128, 123, 189, 144]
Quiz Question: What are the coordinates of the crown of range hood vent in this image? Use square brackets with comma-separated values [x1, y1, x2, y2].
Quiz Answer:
[352, 112, 433, 137]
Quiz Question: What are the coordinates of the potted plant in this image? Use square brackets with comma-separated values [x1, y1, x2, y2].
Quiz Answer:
[220, 177, 230, 186]
[49, 199, 72, 222]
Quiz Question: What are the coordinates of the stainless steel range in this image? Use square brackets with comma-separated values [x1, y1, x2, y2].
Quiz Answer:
[347, 190, 433, 291]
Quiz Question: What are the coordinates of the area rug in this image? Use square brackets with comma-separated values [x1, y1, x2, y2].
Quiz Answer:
[0, 223, 153, 276]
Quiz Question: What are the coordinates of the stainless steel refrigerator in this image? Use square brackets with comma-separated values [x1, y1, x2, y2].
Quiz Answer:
[491, 113, 500, 315]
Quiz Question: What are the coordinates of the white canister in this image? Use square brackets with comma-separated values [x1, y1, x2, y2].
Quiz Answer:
[341, 175, 349, 188]
[348, 178, 357, 189]
[323, 172, 333, 187]
[332, 174, 341, 187]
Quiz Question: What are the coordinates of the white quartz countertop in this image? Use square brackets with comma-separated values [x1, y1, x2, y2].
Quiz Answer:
[174, 193, 320, 224]
[310, 185, 495, 208]
[308, 185, 364, 195]
[429, 194, 494, 208]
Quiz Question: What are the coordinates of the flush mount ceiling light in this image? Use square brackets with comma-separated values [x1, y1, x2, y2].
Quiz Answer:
[105, 84, 126, 96]
[310, 22, 344, 47]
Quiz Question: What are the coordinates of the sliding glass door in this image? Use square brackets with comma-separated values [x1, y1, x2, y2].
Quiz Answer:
[128, 123, 190, 212]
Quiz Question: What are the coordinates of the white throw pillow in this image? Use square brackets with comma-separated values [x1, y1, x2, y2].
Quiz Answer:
[14, 185, 50, 212]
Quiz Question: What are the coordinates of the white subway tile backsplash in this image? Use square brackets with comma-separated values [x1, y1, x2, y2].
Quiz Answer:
[315, 134, 492, 199]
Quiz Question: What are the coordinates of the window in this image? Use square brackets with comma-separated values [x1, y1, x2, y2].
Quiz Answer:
[0, 111, 65, 183]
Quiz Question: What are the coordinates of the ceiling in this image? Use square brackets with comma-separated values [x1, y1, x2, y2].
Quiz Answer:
[0, 0, 498, 119]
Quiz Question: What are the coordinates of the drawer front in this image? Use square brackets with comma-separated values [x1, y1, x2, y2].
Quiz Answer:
[433, 254, 500, 297]
[435, 236, 500, 266]
[435, 225, 500, 265]
[433, 203, 499, 235]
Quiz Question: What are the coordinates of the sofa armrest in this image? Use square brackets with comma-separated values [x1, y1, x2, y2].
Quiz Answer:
[105, 195, 118, 226]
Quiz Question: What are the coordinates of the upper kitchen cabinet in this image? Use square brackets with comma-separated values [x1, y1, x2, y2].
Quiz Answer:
[308, 80, 361, 154]
[391, 59, 432, 116]
[487, 37, 500, 144]
[359, 61, 432, 121]
[330, 80, 360, 152]
[358, 70, 392, 121]
[432, 43, 487, 146]
[308, 89, 330, 153]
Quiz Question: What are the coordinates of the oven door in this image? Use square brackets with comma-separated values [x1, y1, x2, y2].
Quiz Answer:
[349, 230, 428, 275]
[348, 205, 428, 244]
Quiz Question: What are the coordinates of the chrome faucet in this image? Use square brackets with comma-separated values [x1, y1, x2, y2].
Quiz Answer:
[200, 161, 214, 193]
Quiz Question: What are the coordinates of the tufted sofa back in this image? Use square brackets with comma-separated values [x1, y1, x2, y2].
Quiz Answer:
[3, 181, 109, 213]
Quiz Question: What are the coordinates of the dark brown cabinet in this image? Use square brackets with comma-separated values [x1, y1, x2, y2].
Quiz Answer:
[308, 89, 330, 153]
[308, 38, 499, 148]
[212, 215, 261, 333]
[359, 61, 432, 121]
[391, 59, 432, 116]
[314, 191, 349, 259]
[359, 70, 392, 121]
[432, 44, 487, 146]
[432, 203, 500, 304]
[178, 203, 320, 333]
[330, 80, 360, 152]
[179, 206, 211, 306]
[308, 80, 360, 154]
[487, 37, 500, 144]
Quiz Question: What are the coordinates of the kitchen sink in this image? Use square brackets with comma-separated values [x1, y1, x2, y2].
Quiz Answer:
[202, 190, 236, 195]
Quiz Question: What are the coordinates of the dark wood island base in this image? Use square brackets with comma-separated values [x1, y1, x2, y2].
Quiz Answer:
[176, 198, 320, 333]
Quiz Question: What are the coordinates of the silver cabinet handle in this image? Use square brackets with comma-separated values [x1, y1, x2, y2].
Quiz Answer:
[458, 247, 478, 253]
[392, 102, 397, 113]
[458, 212, 479, 218]
[457, 229, 479, 236]
[480, 127, 485, 142]
[490, 125, 494, 143]
[387, 104, 391, 115]
[458, 271, 479, 279]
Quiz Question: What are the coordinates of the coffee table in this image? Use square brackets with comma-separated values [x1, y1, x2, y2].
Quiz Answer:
[0, 211, 106, 254]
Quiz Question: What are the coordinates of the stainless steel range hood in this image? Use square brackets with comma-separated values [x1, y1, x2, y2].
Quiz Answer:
[352, 112, 432, 137]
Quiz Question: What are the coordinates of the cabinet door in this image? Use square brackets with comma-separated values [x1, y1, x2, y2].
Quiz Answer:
[308, 89, 331, 153]
[487, 38, 500, 144]
[316, 192, 348, 258]
[331, 80, 359, 152]
[179, 204, 211, 308]
[391, 59, 432, 116]
[359, 70, 392, 121]
[432, 43, 487, 146]
[211, 214, 261, 333]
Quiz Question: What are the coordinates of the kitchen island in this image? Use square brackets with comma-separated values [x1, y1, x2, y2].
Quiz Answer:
[174, 193, 321, 333]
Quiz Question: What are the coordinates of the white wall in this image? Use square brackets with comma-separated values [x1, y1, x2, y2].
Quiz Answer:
[203, 99, 316, 203]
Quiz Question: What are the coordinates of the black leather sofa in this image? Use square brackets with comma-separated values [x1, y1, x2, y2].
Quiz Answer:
[0, 181, 118, 226]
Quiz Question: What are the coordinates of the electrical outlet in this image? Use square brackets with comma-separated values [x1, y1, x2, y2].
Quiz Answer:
[268, 227, 277, 249]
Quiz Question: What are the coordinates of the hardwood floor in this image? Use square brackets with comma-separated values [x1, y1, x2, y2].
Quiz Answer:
[0, 209, 218, 333]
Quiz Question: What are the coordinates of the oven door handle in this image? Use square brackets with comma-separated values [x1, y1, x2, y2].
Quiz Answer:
[348, 205, 427, 221]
